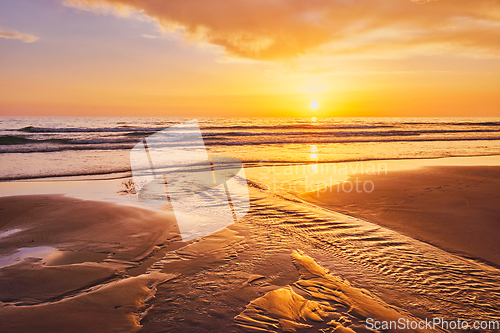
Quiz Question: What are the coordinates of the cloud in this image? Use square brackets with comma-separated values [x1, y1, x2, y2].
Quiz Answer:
[64, 0, 500, 60]
[0, 29, 39, 43]
[141, 34, 161, 39]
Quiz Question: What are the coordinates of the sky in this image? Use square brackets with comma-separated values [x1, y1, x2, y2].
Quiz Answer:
[0, 0, 499, 117]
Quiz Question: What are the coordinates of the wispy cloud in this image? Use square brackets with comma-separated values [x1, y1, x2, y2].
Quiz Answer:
[0, 29, 39, 43]
[141, 34, 161, 39]
[65, 0, 500, 60]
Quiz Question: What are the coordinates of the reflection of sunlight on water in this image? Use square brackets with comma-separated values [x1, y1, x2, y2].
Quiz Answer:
[0, 246, 110, 268]
[309, 145, 318, 160]
[0, 229, 21, 238]
[311, 117, 317, 122]
[0, 246, 58, 268]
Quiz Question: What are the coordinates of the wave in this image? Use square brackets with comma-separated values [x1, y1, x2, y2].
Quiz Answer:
[0, 135, 143, 146]
[65, 138, 141, 144]
[2, 136, 500, 154]
[0, 135, 67, 145]
[8, 119, 500, 135]
[14, 125, 500, 137]
[205, 128, 500, 138]
[3, 122, 500, 154]
[401, 121, 500, 127]
[202, 121, 500, 130]
[14, 124, 398, 133]
[16, 126, 169, 133]
[202, 124, 395, 131]
[0, 169, 132, 181]
[205, 136, 500, 146]
[0, 135, 38, 145]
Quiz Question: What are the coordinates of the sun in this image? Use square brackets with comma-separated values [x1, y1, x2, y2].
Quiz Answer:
[310, 101, 319, 110]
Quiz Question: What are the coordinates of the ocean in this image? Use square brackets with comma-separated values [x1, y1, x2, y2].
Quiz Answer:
[1, 117, 500, 180]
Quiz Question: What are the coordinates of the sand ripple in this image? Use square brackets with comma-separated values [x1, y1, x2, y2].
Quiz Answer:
[236, 250, 444, 333]
[246, 186, 500, 322]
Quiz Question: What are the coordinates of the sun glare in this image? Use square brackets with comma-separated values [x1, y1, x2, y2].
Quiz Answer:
[310, 101, 319, 110]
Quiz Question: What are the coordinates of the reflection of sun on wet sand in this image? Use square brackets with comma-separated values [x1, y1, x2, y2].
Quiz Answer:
[300, 166, 500, 267]
[235, 250, 444, 333]
[0, 193, 436, 333]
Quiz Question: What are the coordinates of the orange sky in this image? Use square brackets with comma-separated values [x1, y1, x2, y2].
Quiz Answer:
[0, 0, 499, 117]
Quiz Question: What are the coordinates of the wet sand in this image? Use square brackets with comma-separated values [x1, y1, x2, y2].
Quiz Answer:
[300, 166, 500, 267]
[0, 193, 444, 333]
[1, 157, 500, 332]
[0, 195, 180, 332]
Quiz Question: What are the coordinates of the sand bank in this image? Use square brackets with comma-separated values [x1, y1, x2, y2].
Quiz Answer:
[300, 165, 500, 267]
[0, 192, 444, 332]
[0, 195, 180, 332]
[1, 155, 500, 332]
[235, 250, 446, 333]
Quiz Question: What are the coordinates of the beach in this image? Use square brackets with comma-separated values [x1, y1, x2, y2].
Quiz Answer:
[1, 154, 500, 332]
[0, 193, 443, 333]
[300, 165, 500, 267]
[1, 117, 500, 332]
[3, 0, 500, 330]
